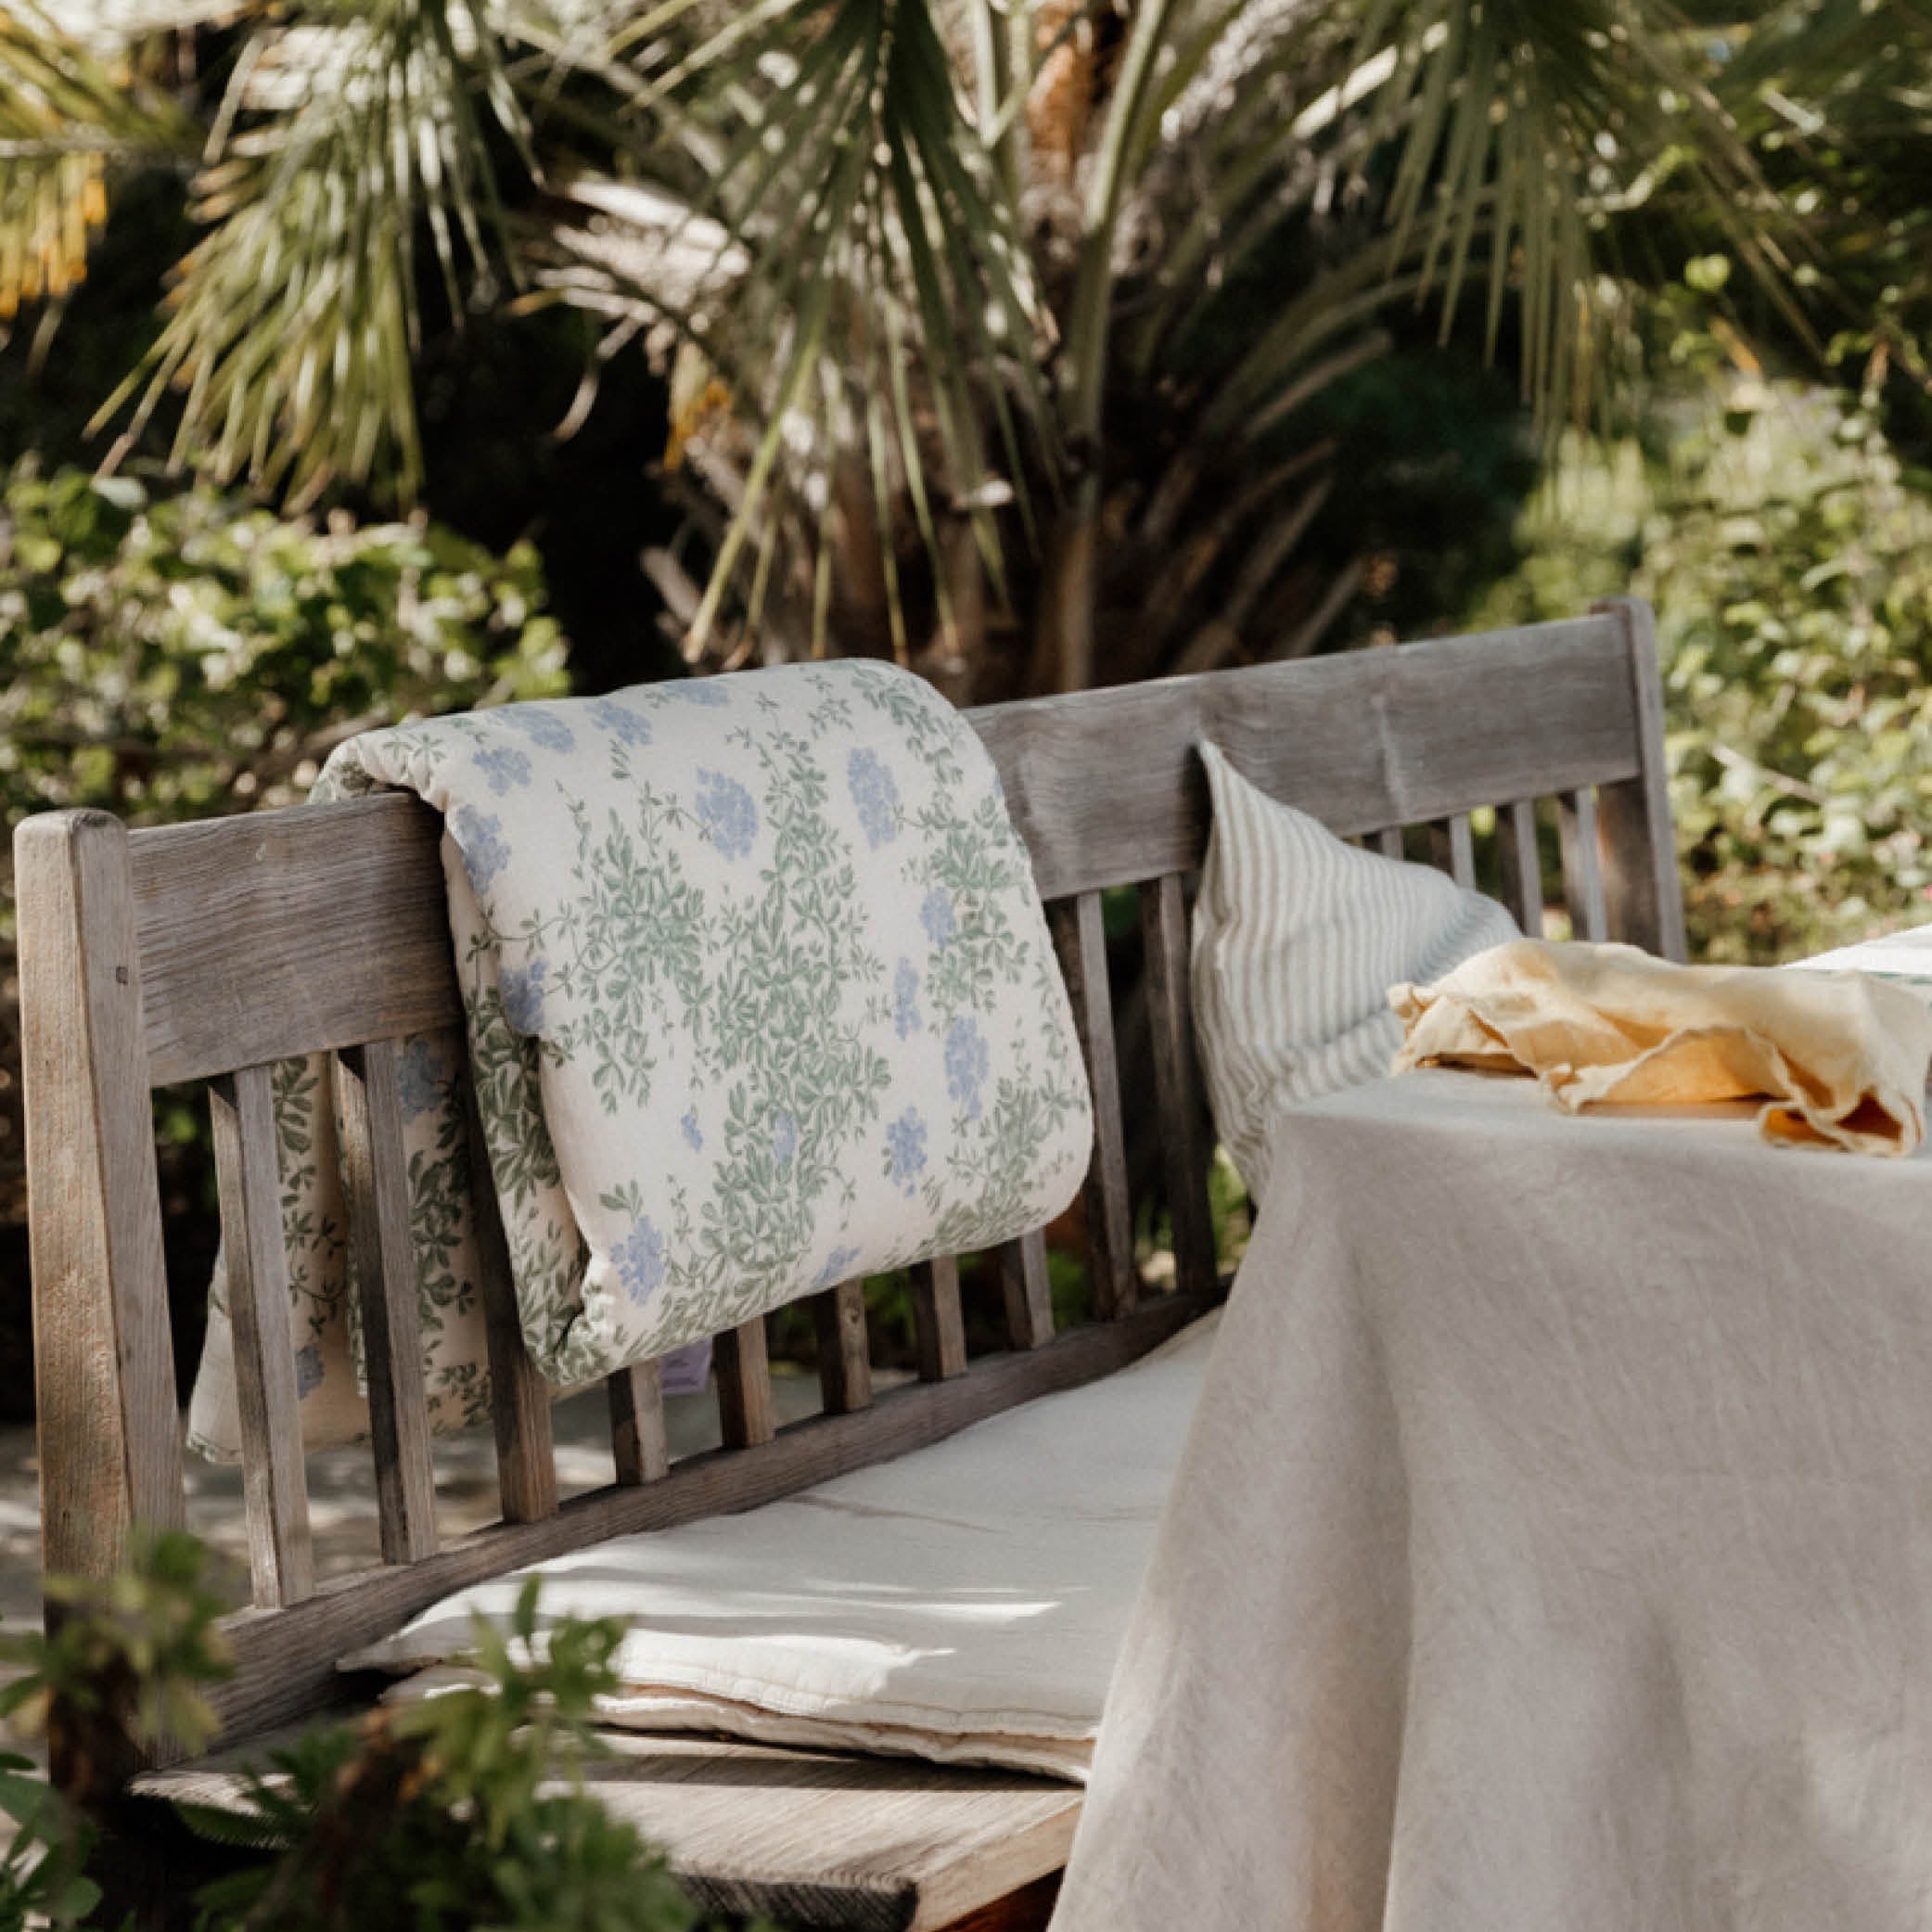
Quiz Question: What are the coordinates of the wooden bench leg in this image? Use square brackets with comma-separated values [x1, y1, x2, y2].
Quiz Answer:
[939, 1870, 1062, 1932]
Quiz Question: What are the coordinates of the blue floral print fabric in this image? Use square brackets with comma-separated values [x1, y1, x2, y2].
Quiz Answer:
[186, 661, 1093, 1455]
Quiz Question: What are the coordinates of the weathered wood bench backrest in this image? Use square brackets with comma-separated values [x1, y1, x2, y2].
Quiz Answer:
[18, 599, 1682, 1758]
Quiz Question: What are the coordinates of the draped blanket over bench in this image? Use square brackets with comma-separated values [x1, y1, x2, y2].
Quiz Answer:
[190, 662, 1094, 1458]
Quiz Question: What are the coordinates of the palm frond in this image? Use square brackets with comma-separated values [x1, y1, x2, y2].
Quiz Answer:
[92, 0, 531, 506]
[545, 0, 1054, 660]
[0, 0, 195, 319]
[1120, 0, 1791, 435]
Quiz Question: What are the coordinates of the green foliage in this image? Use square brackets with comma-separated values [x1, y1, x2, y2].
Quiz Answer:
[3, 1540, 766, 1932]
[0, 1751, 96, 1932]
[1, 1530, 232, 1762]
[3, 0, 1859, 689]
[0, 461, 569, 841]
[0, 1530, 233, 1932]
[1472, 375, 1932, 964]
[0, 460, 571, 1229]
[97, 1, 525, 508]
[186, 1579, 761, 1932]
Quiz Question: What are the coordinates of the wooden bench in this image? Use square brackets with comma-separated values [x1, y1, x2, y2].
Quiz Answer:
[16, 600, 1684, 1930]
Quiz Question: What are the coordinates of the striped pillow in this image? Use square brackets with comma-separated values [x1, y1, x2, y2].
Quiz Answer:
[1191, 741, 1519, 1201]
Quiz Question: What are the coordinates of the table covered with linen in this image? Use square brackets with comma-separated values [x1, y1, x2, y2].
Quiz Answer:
[1053, 1063, 1932, 1932]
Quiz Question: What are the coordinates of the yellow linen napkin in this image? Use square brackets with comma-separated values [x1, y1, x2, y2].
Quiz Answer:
[1389, 939, 1932, 1156]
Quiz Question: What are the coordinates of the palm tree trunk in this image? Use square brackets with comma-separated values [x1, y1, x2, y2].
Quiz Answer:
[1034, 478, 1101, 693]
[1030, 0, 1177, 695]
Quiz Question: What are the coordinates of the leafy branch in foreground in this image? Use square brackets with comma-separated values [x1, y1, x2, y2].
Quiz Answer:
[185, 1577, 769, 1932]
[0, 1749, 97, 1932]
[0, 1529, 233, 1932]
[1, 1528, 232, 1820]
[3, 1536, 766, 1932]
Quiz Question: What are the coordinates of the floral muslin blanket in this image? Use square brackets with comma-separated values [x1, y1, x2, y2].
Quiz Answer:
[187, 660, 1094, 1459]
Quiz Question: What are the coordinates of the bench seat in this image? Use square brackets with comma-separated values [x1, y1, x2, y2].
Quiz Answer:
[137, 1729, 1080, 1931]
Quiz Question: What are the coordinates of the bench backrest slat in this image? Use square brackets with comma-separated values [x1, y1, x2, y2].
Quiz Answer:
[1498, 798, 1545, 931]
[1437, 813, 1478, 891]
[608, 1358, 671, 1486]
[1137, 871, 1218, 1298]
[715, 1318, 778, 1450]
[814, 1279, 875, 1415]
[997, 1230, 1056, 1351]
[336, 1040, 441, 1567]
[910, 1256, 968, 1384]
[971, 612, 1657, 901]
[131, 794, 456, 1088]
[19, 597, 1685, 1765]
[18, 809, 186, 1572]
[462, 1072, 559, 1526]
[1050, 893, 1135, 1321]
[207, 1063, 316, 1606]
[1559, 787, 1611, 942]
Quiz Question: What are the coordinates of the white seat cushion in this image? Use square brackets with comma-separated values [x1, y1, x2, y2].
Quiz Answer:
[344, 1312, 1220, 1781]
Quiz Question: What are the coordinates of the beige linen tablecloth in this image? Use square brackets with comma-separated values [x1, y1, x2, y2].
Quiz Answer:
[1052, 1068, 1932, 1932]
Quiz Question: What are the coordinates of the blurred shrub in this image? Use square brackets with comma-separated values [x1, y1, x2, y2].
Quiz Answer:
[188, 1577, 741, 1932]
[1, 1529, 231, 1823]
[0, 462, 570, 1234]
[0, 1749, 95, 1931]
[0, 462, 568, 833]
[1, 1536, 757, 1932]
[0, 1528, 233, 1932]
[1470, 379, 1932, 963]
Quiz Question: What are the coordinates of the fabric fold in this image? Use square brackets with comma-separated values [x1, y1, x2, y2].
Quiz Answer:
[1390, 937, 1932, 1155]
[1053, 1071, 1932, 1932]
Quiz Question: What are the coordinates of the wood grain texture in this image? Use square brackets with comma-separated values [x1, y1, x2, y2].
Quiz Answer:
[1497, 799, 1544, 935]
[940, 1873, 1060, 1932]
[1593, 596, 1689, 961]
[608, 1360, 671, 1485]
[460, 1076, 557, 1525]
[137, 1730, 1081, 1932]
[1558, 788, 1610, 942]
[127, 793, 456, 1087]
[717, 1317, 777, 1449]
[198, 1291, 1217, 1751]
[815, 1281, 874, 1414]
[911, 1257, 968, 1383]
[1139, 874, 1216, 1298]
[971, 616, 1643, 899]
[998, 1231, 1055, 1351]
[1049, 895, 1135, 1319]
[335, 1041, 438, 1565]
[15, 811, 186, 1597]
[209, 1066, 316, 1607]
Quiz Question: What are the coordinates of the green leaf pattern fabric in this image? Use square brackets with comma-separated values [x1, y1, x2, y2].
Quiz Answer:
[187, 662, 1092, 1456]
